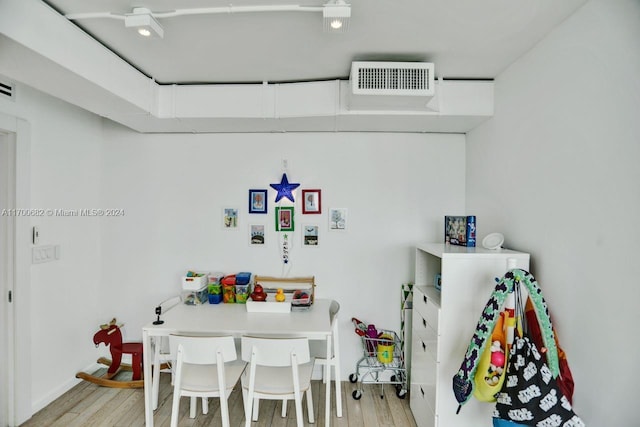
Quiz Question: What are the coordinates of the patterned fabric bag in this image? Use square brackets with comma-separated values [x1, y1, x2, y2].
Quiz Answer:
[493, 283, 585, 427]
[452, 269, 559, 412]
[525, 297, 575, 404]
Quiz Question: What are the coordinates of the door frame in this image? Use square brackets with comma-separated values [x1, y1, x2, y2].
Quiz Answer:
[0, 112, 31, 426]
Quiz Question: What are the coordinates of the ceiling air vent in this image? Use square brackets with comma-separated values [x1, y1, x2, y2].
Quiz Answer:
[351, 62, 434, 96]
[347, 62, 437, 111]
[0, 79, 15, 101]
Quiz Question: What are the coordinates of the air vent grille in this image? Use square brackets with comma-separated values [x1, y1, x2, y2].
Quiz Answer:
[351, 62, 434, 96]
[0, 80, 14, 100]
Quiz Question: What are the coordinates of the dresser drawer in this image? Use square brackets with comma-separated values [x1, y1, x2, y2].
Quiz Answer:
[413, 309, 438, 341]
[411, 327, 438, 365]
[410, 340, 437, 386]
[410, 383, 436, 427]
[413, 287, 440, 332]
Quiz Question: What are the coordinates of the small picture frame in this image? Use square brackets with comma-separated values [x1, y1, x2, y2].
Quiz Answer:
[329, 208, 347, 230]
[303, 225, 319, 246]
[302, 189, 322, 214]
[222, 207, 239, 229]
[249, 224, 265, 246]
[249, 189, 268, 214]
[275, 206, 294, 232]
[434, 273, 442, 291]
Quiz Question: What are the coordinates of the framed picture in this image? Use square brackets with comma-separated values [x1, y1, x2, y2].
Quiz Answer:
[303, 224, 319, 246]
[329, 208, 347, 230]
[249, 224, 265, 246]
[275, 206, 294, 232]
[222, 207, 239, 229]
[302, 189, 322, 214]
[249, 189, 267, 214]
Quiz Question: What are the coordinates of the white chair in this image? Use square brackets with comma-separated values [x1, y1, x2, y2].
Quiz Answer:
[241, 336, 314, 427]
[310, 299, 342, 417]
[169, 335, 246, 427]
[151, 296, 181, 410]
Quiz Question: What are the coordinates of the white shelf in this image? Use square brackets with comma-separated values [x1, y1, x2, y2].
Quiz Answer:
[409, 243, 530, 427]
[416, 242, 526, 258]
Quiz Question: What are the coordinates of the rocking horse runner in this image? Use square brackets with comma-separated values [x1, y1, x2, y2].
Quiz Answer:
[76, 318, 145, 388]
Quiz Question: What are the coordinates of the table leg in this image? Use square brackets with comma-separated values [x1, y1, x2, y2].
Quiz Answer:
[143, 330, 154, 427]
[325, 333, 331, 427]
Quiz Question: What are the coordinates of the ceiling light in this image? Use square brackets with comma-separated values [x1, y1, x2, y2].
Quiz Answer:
[66, 2, 351, 35]
[323, 0, 351, 33]
[124, 8, 164, 38]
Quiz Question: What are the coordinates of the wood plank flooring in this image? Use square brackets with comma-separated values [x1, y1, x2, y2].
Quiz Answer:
[21, 369, 418, 427]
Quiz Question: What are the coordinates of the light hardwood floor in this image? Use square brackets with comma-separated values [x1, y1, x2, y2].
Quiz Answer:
[21, 369, 418, 427]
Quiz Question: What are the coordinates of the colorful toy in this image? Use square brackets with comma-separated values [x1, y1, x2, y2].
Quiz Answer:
[352, 317, 367, 336]
[275, 288, 286, 302]
[472, 311, 509, 400]
[75, 318, 145, 388]
[490, 342, 505, 367]
[250, 283, 267, 301]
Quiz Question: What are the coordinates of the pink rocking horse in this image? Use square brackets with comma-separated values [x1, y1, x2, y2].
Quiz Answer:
[76, 318, 144, 388]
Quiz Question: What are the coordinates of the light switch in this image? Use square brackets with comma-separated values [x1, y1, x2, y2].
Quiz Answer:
[31, 245, 60, 264]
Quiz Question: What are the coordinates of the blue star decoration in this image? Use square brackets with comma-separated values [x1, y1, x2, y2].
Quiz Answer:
[270, 173, 300, 203]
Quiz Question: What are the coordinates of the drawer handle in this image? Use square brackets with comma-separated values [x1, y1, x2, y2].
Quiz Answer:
[423, 295, 427, 304]
[422, 317, 427, 328]
[420, 386, 425, 397]
[422, 340, 426, 351]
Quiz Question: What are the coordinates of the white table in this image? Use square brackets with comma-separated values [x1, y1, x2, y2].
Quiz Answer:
[142, 299, 334, 426]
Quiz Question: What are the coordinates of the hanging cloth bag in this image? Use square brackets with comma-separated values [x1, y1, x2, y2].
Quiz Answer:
[453, 269, 559, 412]
[524, 297, 575, 404]
[492, 281, 585, 426]
[473, 310, 510, 402]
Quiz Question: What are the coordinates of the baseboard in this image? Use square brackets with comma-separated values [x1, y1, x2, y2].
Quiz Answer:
[31, 362, 101, 414]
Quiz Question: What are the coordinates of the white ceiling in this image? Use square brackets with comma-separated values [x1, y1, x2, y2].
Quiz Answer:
[0, 0, 587, 133]
[42, 0, 586, 85]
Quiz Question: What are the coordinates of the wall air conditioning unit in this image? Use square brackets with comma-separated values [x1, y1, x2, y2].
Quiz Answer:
[347, 61, 436, 111]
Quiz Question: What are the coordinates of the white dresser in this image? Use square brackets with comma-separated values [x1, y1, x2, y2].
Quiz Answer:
[409, 243, 530, 427]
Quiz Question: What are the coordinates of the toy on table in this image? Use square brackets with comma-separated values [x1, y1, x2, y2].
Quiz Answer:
[186, 270, 204, 278]
[221, 275, 236, 303]
[291, 289, 311, 307]
[208, 284, 222, 304]
[250, 283, 267, 301]
[275, 288, 286, 302]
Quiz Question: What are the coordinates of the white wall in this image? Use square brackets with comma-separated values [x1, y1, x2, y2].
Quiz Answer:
[0, 84, 103, 415]
[466, 0, 640, 425]
[100, 122, 466, 377]
[0, 78, 467, 419]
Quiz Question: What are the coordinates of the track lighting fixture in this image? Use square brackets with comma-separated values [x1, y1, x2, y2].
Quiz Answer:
[65, 1, 352, 37]
[124, 8, 164, 38]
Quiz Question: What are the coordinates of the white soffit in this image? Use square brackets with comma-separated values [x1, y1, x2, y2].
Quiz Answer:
[0, 0, 494, 133]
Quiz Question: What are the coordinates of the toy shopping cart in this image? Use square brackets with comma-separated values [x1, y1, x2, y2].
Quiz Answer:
[349, 318, 408, 400]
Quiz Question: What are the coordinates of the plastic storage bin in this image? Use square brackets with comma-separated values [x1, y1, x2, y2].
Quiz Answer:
[182, 271, 209, 291]
[235, 284, 250, 303]
[208, 283, 222, 304]
[182, 286, 208, 305]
